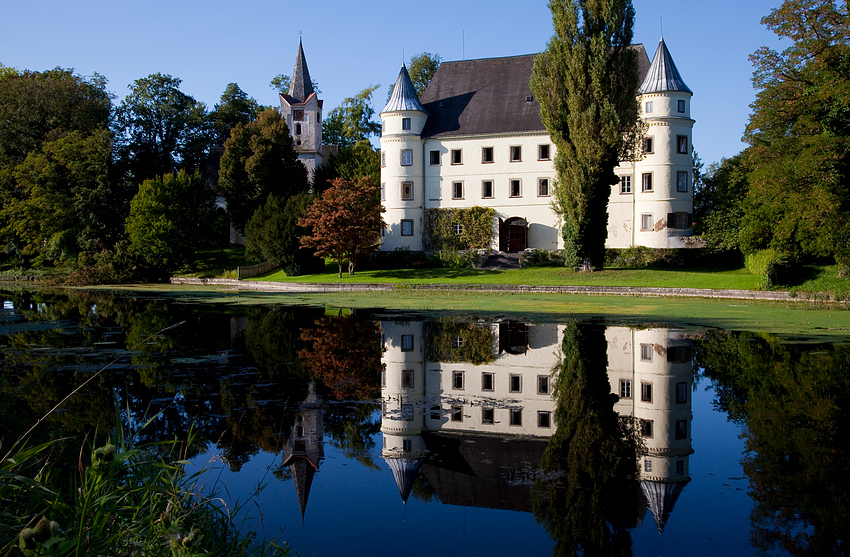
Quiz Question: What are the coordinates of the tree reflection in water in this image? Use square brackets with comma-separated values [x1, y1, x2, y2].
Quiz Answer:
[697, 331, 850, 555]
[532, 321, 642, 557]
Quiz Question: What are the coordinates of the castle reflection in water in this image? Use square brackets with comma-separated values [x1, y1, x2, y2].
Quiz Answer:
[379, 320, 693, 533]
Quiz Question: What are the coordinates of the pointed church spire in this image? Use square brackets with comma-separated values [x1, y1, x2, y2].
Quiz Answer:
[382, 65, 426, 113]
[289, 39, 315, 103]
[638, 38, 692, 95]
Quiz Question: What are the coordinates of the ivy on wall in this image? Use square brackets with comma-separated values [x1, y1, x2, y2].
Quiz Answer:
[424, 206, 497, 252]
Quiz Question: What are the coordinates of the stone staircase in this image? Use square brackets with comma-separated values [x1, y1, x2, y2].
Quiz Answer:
[479, 252, 521, 269]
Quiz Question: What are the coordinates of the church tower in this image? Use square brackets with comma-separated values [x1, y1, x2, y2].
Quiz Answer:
[379, 66, 428, 251]
[632, 38, 695, 248]
[279, 40, 325, 182]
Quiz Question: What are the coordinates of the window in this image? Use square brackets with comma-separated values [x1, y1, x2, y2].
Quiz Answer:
[677, 135, 688, 154]
[538, 411, 551, 428]
[619, 379, 632, 399]
[538, 178, 550, 197]
[452, 371, 464, 390]
[641, 382, 653, 403]
[401, 219, 413, 236]
[676, 460, 685, 474]
[644, 459, 653, 472]
[675, 419, 688, 440]
[401, 182, 414, 201]
[451, 149, 462, 165]
[510, 409, 522, 426]
[380, 152, 386, 167]
[451, 405, 463, 422]
[640, 343, 653, 361]
[641, 173, 653, 192]
[482, 147, 494, 163]
[677, 171, 688, 192]
[510, 146, 522, 162]
[451, 222, 463, 235]
[401, 335, 414, 351]
[402, 117, 411, 130]
[640, 418, 654, 437]
[538, 144, 550, 160]
[452, 181, 463, 199]
[643, 137, 654, 154]
[380, 182, 386, 201]
[669, 212, 692, 229]
[676, 382, 688, 404]
[645, 101, 653, 114]
[509, 179, 521, 198]
[678, 99, 686, 113]
[430, 405, 441, 419]
[641, 213, 653, 231]
[482, 408, 495, 424]
[482, 180, 494, 198]
[482, 372, 494, 391]
[509, 374, 521, 393]
[402, 370, 414, 388]
[429, 150, 440, 165]
[668, 346, 692, 363]
[538, 375, 550, 395]
[620, 175, 632, 194]
[381, 370, 386, 387]
[400, 149, 413, 166]
[293, 109, 304, 121]
[295, 123, 302, 136]
[403, 439, 412, 452]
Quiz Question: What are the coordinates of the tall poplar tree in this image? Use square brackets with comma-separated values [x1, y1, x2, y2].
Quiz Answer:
[530, 0, 640, 270]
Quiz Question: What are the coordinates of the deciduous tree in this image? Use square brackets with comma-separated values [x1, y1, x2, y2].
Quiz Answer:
[312, 139, 380, 191]
[298, 176, 386, 277]
[321, 86, 381, 148]
[243, 192, 323, 275]
[694, 154, 750, 255]
[113, 73, 211, 182]
[530, 0, 640, 270]
[387, 52, 441, 99]
[742, 0, 850, 275]
[209, 83, 260, 146]
[125, 170, 217, 273]
[218, 108, 309, 233]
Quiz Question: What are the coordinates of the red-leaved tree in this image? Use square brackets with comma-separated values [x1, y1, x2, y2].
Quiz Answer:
[298, 176, 386, 277]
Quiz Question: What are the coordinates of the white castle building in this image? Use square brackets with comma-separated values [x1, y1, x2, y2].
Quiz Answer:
[379, 38, 694, 253]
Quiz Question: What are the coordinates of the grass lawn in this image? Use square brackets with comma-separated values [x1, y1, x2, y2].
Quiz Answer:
[174, 246, 251, 279]
[254, 263, 765, 290]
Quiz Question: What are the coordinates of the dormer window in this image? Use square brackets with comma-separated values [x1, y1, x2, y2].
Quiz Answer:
[402, 118, 411, 130]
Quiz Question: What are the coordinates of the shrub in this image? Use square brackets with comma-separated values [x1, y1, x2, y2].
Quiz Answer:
[244, 193, 323, 276]
[745, 249, 790, 288]
[520, 249, 566, 268]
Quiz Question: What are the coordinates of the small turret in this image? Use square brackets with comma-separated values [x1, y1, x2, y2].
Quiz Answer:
[380, 66, 429, 251]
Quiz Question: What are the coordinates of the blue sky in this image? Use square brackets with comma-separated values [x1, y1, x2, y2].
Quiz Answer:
[2, 0, 784, 166]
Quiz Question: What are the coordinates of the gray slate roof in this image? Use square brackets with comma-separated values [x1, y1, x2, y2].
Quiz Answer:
[638, 38, 692, 95]
[382, 65, 427, 113]
[289, 39, 315, 104]
[419, 47, 651, 138]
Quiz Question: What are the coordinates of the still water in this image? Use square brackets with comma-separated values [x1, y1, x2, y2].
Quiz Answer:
[2, 288, 848, 556]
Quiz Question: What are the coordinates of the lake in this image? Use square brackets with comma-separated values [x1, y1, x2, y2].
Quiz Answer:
[1, 287, 848, 556]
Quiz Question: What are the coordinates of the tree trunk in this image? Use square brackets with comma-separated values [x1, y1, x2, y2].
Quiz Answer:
[337, 260, 343, 278]
[348, 259, 356, 275]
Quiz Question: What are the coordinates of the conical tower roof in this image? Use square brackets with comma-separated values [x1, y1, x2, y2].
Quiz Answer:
[640, 479, 688, 534]
[290, 458, 317, 520]
[382, 66, 426, 114]
[385, 456, 424, 504]
[289, 39, 315, 103]
[638, 38, 692, 95]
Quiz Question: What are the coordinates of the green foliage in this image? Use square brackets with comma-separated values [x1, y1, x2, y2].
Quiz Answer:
[269, 73, 320, 95]
[244, 193, 323, 276]
[321, 86, 381, 148]
[532, 321, 641, 555]
[424, 206, 497, 253]
[312, 140, 380, 191]
[520, 249, 567, 268]
[694, 154, 750, 254]
[219, 108, 309, 233]
[113, 73, 211, 183]
[604, 246, 707, 268]
[426, 319, 496, 365]
[387, 52, 441, 99]
[210, 83, 260, 146]
[742, 0, 850, 272]
[125, 171, 218, 273]
[697, 331, 850, 554]
[745, 248, 790, 288]
[530, 0, 640, 270]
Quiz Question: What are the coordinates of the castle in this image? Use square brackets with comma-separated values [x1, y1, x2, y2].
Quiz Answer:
[378, 39, 695, 253]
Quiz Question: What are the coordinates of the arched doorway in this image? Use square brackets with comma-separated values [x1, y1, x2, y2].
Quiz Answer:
[500, 217, 528, 252]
